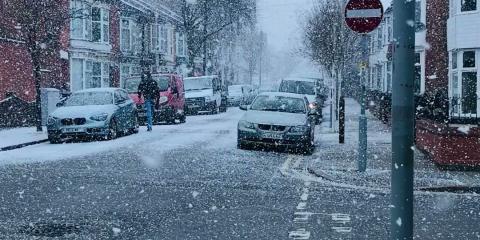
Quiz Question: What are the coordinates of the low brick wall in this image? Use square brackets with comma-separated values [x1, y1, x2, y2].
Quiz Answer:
[0, 95, 35, 128]
[416, 119, 480, 167]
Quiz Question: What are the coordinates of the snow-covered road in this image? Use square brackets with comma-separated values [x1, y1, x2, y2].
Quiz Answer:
[1, 105, 479, 239]
[0, 108, 243, 166]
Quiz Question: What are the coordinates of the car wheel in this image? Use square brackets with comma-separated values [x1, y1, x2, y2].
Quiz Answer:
[130, 115, 140, 134]
[48, 134, 61, 144]
[167, 116, 176, 125]
[107, 119, 118, 140]
[237, 140, 248, 150]
[179, 113, 186, 123]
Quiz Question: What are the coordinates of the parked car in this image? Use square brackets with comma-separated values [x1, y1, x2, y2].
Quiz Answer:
[125, 74, 186, 124]
[228, 85, 245, 107]
[279, 77, 324, 124]
[184, 75, 227, 114]
[47, 88, 138, 143]
[237, 92, 316, 154]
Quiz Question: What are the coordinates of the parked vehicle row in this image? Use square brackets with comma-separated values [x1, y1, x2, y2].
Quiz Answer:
[47, 88, 139, 143]
[278, 77, 327, 124]
[237, 91, 317, 155]
[125, 74, 186, 124]
[184, 76, 227, 115]
[227, 84, 257, 107]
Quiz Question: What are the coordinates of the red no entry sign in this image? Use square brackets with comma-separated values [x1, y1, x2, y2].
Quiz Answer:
[345, 0, 384, 34]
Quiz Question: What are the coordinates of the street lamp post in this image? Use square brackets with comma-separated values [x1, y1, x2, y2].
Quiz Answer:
[391, 0, 416, 239]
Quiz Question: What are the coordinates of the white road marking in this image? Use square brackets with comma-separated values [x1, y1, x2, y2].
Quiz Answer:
[289, 229, 311, 239]
[332, 226, 353, 233]
[300, 193, 308, 201]
[331, 213, 351, 224]
[296, 202, 307, 210]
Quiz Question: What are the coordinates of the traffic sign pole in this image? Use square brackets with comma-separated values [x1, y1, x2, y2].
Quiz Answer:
[391, 0, 415, 239]
[344, 0, 383, 172]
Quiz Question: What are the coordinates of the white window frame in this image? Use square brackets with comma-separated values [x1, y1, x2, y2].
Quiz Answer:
[159, 24, 168, 54]
[151, 23, 159, 52]
[458, 0, 478, 13]
[176, 32, 187, 57]
[70, 58, 111, 91]
[121, 18, 134, 52]
[70, 0, 92, 40]
[450, 49, 480, 117]
[91, 7, 110, 43]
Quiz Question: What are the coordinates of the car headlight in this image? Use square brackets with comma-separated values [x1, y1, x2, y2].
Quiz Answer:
[159, 96, 168, 104]
[290, 125, 309, 133]
[47, 116, 58, 125]
[90, 113, 109, 121]
[239, 120, 255, 130]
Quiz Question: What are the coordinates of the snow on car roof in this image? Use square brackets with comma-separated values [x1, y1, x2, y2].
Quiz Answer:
[184, 75, 218, 80]
[74, 88, 120, 94]
[282, 77, 319, 83]
[258, 91, 307, 99]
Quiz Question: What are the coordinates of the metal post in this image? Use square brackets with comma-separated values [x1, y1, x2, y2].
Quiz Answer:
[339, 95, 345, 143]
[358, 34, 369, 173]
[391, 0, 415, 239]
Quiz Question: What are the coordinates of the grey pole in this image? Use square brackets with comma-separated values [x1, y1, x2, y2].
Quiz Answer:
[358, 33, 368, 173]
[391, 0, 415, 239]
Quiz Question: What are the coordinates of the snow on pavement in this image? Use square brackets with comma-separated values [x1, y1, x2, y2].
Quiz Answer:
[0, 108, 245, 166]
[0, 128, 48, 149]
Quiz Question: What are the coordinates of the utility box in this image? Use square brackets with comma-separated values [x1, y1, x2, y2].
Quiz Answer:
[41, 88, 61, 126]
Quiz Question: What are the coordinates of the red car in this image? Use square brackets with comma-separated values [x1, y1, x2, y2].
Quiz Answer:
[124, 74, 186, 124]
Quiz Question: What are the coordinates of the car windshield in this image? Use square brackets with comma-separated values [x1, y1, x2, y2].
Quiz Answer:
[64, 92, 113, 106]
[279, 80, 316, 95]
[250, 95, 306, 114]
[3, 0, 480, 239]
[228, 85, 243, 95]
[125, 76, 170, 93]
[185, 77, 213, 91]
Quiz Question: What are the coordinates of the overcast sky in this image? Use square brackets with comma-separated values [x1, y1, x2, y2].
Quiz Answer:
[257, 0, 393, 51]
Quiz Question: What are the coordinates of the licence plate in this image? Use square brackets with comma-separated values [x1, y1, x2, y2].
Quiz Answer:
[262, 132, 284, 140]
[63, 128, 84, 133]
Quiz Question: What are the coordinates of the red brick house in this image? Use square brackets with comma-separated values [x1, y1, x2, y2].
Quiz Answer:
[0, 0, 185, 127]
[416, 0, 480, 167]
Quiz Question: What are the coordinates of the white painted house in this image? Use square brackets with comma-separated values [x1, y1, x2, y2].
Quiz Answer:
[448, 0, 480, 117]
[368, 0, 427, 95]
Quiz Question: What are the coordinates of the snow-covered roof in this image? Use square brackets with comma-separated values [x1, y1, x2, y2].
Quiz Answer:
[74, 88, 120, 94]
[258, 91, 307, 99]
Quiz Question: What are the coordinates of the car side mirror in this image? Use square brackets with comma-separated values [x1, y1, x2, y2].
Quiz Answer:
[239, 105, 249, 111]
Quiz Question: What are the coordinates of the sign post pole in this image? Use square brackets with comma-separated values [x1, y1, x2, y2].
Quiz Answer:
[344, 0, 383, 172]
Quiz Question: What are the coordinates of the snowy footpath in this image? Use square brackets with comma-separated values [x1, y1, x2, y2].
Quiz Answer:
[0, 127, 48, 150]
[306, 98, 480, 191]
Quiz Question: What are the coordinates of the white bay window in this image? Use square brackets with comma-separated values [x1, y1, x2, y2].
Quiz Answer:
[71, 58, 111, 92]
[450, 50, 479, 116]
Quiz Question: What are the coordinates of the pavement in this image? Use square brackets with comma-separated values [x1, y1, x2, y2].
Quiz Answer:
[0, 128, 48, 151]
[304, 98, 480, 191]
[0, 105, 479, 239]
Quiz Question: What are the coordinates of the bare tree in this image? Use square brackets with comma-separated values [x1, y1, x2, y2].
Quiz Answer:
[303, 1, 361, 79]
[178, 0, 256, 76]
[2, 0, 89, 132]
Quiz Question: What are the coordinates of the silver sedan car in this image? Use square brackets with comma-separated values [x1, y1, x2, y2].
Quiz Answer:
[47, 88, 139, 143]
[237, 92, 316, 154]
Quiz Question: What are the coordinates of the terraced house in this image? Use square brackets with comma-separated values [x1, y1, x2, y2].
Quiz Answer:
[0, 0, 186, 127]
[0, 0, 186, 103]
